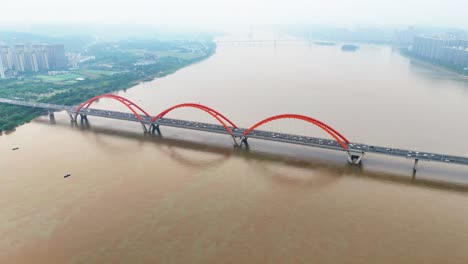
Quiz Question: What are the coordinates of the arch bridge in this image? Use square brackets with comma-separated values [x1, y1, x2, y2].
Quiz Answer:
[1, 96, 467, 170]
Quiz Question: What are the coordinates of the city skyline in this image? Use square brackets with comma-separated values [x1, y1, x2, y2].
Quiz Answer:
[0, 44, 67, 79]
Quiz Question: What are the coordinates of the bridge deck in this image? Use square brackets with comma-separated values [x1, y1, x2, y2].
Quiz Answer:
[1, 98, 467, 166]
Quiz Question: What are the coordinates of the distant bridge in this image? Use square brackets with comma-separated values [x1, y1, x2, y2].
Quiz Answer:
[1, 95, 468, 171]
[214, 39, 303, 44]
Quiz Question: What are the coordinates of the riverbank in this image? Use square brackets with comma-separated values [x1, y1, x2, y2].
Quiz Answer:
[399, 48, 468, 79]
[0, 41, 216, 132]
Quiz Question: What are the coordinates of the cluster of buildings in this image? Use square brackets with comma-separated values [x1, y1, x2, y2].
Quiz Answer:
[0, 44, 67, 79]
[411, 36, 468, 68]
[67, 53, 95, 67]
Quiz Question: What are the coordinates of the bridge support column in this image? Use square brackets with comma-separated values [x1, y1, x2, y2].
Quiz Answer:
[237, 136, 249, 148]
[413, 158, 419, 172]
[232, 136, 241, 147]
[232, 136, 249, 148]
[150, 124, 161, 135]
[141, 123, 150, 134]
[68, 112, 77, 123]
[347, 151, 365, 165]
[241, 137, 249, 148]
[47, 109, 55, 122]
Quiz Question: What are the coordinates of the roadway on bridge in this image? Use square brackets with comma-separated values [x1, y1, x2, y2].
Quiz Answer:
[1, 97, 467, 166]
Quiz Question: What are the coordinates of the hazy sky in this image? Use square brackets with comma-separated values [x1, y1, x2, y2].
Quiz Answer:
[2, 0, 468, 29]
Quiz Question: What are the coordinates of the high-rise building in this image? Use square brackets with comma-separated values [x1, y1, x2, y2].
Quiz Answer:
[14, 45, 26, 72]
[394, 27, 418, 46]
[0, 55, 5, 79]
[32, 45, 49, 70]
[1, 46, 14, 71]
[412, 36, 468, 67]
[0, 44, 68, 76]
[23, 50, 37, 72]
[46, 45, 67, 70]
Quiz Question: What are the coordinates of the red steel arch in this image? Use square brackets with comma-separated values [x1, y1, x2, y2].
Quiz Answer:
[243, 114, 350, 150]
[76, 94, 151, 121]
[151, 103, 238, 134]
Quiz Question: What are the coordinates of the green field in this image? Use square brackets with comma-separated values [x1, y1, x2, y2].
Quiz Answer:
[75, 69, 119, 78]
[35, 73, 86, 84]
[34, 69, 120, 84]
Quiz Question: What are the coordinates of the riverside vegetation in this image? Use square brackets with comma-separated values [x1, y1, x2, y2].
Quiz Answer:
[0, 38, 216, 132]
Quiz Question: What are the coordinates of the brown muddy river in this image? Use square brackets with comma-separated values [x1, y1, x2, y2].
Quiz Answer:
[1, 40, 468, 263]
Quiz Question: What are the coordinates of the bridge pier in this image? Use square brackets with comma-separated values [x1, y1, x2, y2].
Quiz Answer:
[68, 112, 77, 123]
[242, 138, 249, 148]
[79, 116, 90, 129]
[239, 137, 249, 148]
[150, 124, 161, 135]
[232, 136, 249, 148]
[347, 151, 365, 165]
[47, 109, 55, 122]
[141, 123, 150, 134]
[413, 158, 419, 172]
